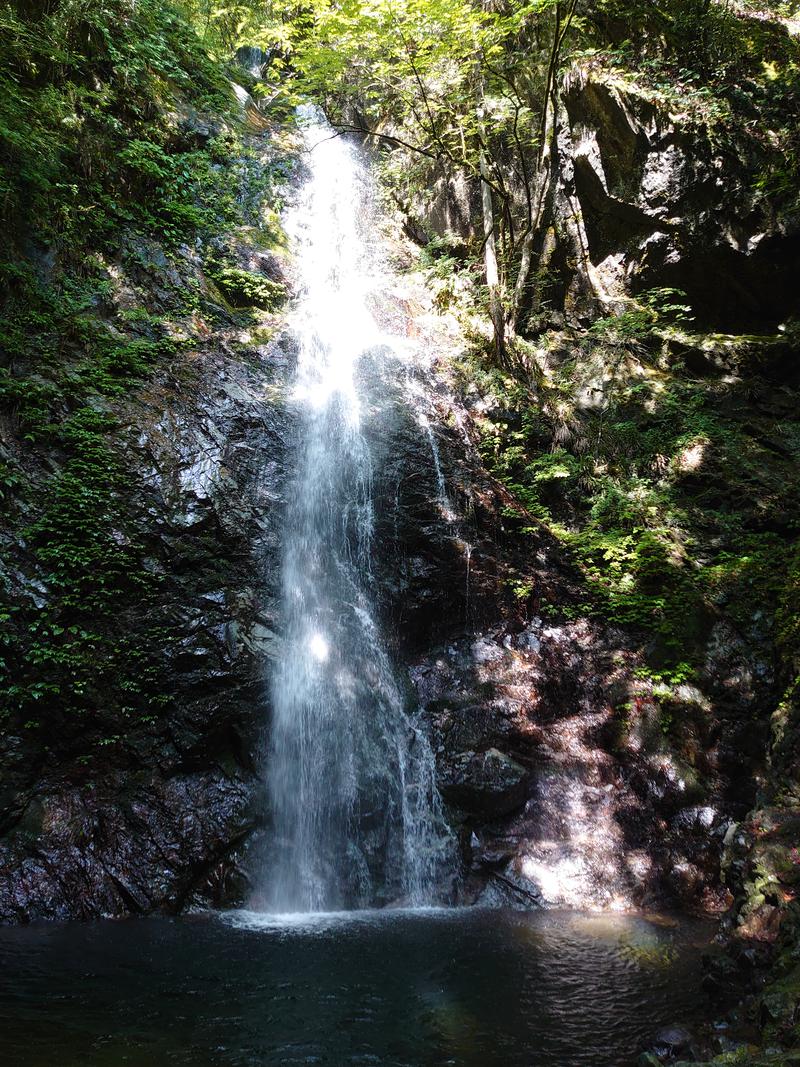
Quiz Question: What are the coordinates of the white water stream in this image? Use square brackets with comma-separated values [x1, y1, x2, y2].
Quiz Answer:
[258, 109, 452, 912]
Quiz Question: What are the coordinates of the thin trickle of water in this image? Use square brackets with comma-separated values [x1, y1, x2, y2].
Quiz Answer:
[417, 410, 457, 523]
[258, 108, 453, 913]
[405, 376, 475, 625]
[464, 540, 473, 624]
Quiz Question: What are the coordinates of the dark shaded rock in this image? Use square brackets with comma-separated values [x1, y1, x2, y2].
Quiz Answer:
[650, 1025, 694, 1059]
[0, 129, 297, 922]
[440, 748, 529, 817]
[0, 773, 254, 923]
[562, 73, 800, 333]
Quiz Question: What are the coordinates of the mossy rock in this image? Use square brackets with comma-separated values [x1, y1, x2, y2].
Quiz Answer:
[761, 962, 800, 1043]
[675, 1052, 800, 1066]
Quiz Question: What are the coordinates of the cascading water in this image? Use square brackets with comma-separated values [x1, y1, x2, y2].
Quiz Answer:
[259, 108, 453, 913]
[407, 379, 473, 623]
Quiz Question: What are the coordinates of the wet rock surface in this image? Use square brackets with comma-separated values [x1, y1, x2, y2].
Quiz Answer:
[358, 349, 776, 914]
[0, 311, 294, 919]
[0, 210, 782, 921]
[0, 105, 790, 930]
[0, 125, 297, 920]
[408, 606, 772, 911]
[439, 747, 529, 817]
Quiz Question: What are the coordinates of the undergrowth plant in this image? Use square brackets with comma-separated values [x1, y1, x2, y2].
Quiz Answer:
[466, 333, 800, 674]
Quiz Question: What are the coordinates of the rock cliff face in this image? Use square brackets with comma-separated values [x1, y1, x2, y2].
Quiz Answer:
[0, 138, 766, 922]
[399, 64, 800, 336]
[364, 33, 800, 1056]
[368, 348, 779, 913]
[0, 126, 298, 920]
[561, 71, 800, 332]
[0, 292, 291, 920]
[0, 47, 796, 942]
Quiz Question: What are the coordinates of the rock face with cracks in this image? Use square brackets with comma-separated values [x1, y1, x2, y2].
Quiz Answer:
[0, 84, 792, 930]
[562, 72, 800, 332]
[0, 301, 295, 921]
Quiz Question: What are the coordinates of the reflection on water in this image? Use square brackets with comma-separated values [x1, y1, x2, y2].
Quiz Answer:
[0, 909, 719, 1066]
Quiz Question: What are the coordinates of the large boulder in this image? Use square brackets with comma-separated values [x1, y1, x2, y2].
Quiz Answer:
[563, 74, 800, 332]
[440, 747, 529, 817]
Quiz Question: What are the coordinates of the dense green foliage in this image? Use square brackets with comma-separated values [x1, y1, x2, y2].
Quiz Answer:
[0, 0, 237, 242]
[2, 406, 166, 732]
[460, 331, 799, 673]
[228, 0, 800, 340]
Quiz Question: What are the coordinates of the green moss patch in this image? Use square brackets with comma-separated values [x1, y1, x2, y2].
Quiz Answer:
[460, 328, 800, 675]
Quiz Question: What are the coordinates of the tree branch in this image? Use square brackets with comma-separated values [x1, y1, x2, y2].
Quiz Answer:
[326, 125, 442, 161]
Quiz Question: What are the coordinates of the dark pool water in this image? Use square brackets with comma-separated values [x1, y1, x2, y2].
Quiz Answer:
[0, 908, 719, 1066]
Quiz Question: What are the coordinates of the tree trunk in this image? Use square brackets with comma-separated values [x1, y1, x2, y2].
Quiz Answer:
[480, 147, 506, 365]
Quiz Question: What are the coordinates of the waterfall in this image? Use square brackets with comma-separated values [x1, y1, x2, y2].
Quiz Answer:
[258, 108, 453, 913]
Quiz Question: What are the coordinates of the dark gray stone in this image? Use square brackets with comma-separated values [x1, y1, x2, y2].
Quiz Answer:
[440, 748, 529, 816]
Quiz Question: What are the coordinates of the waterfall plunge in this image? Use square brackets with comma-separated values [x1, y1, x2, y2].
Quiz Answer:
[259, 110, 453, 913]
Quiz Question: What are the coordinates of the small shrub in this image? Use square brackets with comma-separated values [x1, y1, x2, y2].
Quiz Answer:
[209, 265, 285, 310]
